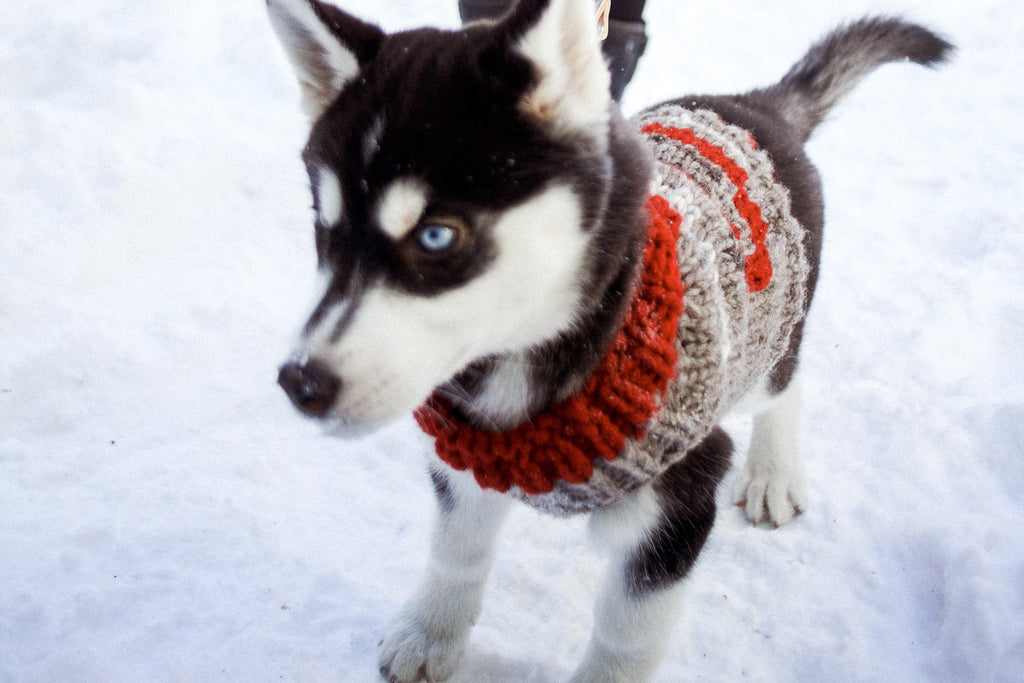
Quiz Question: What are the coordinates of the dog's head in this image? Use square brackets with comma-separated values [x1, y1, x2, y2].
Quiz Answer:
[268, 0, 636, 432]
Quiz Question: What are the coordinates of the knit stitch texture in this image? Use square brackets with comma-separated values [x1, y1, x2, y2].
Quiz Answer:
[417, 105, 809, 515]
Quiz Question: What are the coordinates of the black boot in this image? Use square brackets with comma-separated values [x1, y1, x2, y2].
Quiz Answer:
[603, 18, 647, 101]
[458, 0, 512, 22]
[457, 0, 647, 101]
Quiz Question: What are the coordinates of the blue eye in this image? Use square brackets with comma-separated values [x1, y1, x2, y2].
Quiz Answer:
[415, 224, 457, 253]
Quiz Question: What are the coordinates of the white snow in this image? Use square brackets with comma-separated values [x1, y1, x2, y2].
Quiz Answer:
[2, 0, 1022, 681]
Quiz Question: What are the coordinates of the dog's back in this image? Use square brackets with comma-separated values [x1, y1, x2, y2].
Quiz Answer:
[666, 17, 953, 392]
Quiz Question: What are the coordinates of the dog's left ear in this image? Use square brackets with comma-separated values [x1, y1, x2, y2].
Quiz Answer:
[267, 0, 385, 121]
[502, 0, 612, 133]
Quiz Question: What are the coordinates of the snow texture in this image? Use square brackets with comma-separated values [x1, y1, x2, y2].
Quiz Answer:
[2, 0, 1022, 681]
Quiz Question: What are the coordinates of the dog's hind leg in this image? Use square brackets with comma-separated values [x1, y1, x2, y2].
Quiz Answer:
[378, 463, 510, 683]
[571, 428, 732, 682]
[734, 370, 808, 526]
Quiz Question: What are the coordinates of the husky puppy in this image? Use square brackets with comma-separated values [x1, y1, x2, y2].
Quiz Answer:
[266, 0, 950, 680]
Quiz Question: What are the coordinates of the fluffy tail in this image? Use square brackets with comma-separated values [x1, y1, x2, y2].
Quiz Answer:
[771, 17, 953, 141]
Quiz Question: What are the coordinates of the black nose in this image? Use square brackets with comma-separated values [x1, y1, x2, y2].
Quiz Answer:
[277, 360, 341, 418]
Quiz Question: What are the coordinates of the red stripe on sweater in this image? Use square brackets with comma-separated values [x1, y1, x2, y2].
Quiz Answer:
[640, 121, 773, 292]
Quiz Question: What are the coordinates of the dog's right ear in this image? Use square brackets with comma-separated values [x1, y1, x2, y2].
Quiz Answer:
[497, 0, 611, 138]
[266, 0, 385, 121]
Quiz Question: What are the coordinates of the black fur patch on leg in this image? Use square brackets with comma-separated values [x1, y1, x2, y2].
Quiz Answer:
[428, 465, 456, 516]
[768, 316, 805, 394]
[625, 427, 733, 597]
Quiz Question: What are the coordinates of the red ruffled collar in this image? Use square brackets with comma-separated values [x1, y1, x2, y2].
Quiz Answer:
[415, 195, 684, 495]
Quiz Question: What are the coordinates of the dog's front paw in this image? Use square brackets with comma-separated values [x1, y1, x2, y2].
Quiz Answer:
[733, 454, 807, 527]
[377, 610, 469, 683]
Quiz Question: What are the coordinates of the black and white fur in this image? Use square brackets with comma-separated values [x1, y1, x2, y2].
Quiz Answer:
[265, 0, 950, 680]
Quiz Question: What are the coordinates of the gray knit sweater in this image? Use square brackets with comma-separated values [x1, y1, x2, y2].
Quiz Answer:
[517, 105, 809, 514]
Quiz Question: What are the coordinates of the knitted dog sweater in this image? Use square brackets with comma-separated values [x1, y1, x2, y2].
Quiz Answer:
[416, 105, 809, 515]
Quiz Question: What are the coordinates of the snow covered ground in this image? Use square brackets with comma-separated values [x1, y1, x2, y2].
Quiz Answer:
[2, 0, 1022, 680]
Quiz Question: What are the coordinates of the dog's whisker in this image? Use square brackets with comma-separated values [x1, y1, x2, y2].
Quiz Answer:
[434, 382, 505, 432]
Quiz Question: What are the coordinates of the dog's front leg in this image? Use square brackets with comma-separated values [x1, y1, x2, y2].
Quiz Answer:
[734, 371, 807, 526]
[378, 463, 510, 683]
[571, 428, 732, 683]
